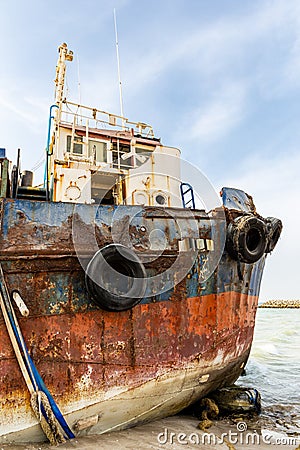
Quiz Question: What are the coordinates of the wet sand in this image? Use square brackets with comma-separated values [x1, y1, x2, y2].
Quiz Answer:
[1, 414, 299, 450]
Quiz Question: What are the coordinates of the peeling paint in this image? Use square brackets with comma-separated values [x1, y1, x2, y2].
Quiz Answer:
[0, 197, 265, 443]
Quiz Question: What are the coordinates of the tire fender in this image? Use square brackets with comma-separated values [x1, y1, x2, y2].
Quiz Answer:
[85, 244, 147, 311]
[265, 217, 282, 253]
[226, 215, 267, 264]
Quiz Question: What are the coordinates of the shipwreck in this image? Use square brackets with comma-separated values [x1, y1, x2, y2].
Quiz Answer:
[0, 43, 282, 444]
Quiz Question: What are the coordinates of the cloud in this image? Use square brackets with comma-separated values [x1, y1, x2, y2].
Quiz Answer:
[102, 0, 300, 152]
[0, 88, 49, 180]
[0, 96, 42, 127]
[283, 34, 300, 90]
[0, 90, 49, 161]
[118, 0, 300, 94]
[186, 82, 248, 142]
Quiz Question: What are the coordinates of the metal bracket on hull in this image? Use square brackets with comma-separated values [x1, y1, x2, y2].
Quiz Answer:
[0, 264, 75, 445]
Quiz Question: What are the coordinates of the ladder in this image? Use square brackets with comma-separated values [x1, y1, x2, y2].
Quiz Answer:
[180, 182, 195, 209]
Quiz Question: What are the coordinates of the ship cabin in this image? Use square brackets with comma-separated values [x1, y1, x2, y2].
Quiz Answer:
[0, 43, 193, 211]
[48, 101, 183, 208]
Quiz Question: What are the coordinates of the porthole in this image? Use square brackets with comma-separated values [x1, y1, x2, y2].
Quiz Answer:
[65, 184, 81, 201]
[133, 191, 149, 206]
[155, 194, 166, 205]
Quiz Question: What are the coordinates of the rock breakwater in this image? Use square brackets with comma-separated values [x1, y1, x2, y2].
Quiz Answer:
[259, 299, 300, 308]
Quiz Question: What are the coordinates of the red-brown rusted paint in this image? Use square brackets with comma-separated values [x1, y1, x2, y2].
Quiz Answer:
[0, 197, 264, 442]
[0, 291, 258, 411]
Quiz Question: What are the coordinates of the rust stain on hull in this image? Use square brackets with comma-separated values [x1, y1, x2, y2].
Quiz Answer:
[0, 291, 258, 412]
[0, 198, 264, 442]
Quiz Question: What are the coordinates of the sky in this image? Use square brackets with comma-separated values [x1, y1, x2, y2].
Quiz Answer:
[0, 0, 299, 301]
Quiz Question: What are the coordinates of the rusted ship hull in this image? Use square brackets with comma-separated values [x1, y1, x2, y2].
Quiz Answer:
[0, 196, 265, 443]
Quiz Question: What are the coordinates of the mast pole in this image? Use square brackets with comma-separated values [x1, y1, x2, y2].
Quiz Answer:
[45, 43, 73, 200]
[54, 43, 73, 121]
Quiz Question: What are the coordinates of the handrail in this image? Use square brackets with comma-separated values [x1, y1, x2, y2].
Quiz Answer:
[61, 100, 154, 138]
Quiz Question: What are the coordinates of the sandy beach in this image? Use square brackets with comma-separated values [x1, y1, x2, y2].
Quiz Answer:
[1, 414, 299, 450]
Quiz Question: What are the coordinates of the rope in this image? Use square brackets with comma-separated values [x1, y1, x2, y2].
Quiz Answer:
[31, 391, 65, 445]
[0, 263, 75, 444]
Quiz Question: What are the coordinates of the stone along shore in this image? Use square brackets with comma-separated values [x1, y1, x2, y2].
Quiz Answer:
[259, 299, 300, 308]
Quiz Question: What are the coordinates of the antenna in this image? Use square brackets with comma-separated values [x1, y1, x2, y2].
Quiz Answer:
[114, 8, 125, 129]
[77, 53, 82, 124]
[77, 54, 81, 105]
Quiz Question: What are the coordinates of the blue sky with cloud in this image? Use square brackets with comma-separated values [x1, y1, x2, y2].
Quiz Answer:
[0, 0, 299, 300]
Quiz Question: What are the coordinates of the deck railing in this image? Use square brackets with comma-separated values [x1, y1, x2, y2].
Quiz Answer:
[60, 100, 154, 138]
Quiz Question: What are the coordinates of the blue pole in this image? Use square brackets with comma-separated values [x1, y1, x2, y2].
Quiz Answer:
[44, 104, 59, 200]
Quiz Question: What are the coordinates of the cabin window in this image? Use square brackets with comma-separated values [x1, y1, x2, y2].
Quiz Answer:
[112, 142, 132, 169]
[88, 140, 107, 163]
[91, 172, 118, 205]
[66, 135, 83, 155]
[135, 146, 153, 167]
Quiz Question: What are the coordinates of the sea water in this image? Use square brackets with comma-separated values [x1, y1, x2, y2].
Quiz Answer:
[237, 308, 300, 433]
